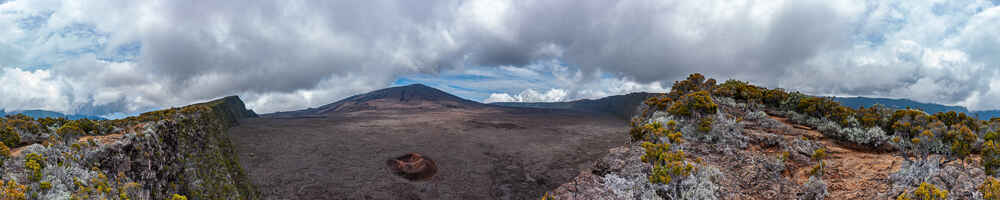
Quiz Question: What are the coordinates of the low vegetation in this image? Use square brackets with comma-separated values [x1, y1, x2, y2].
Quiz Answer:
[620, 73, 1000, 199]
[896, 182, 948, 200]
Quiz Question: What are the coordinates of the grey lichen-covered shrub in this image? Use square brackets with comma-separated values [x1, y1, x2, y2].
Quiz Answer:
[801, 176, 828, 200]
[670, 164, 723, 200]
[842, 126, 889, 148]
[745, 111, 768, 121]
[780, 110, 891, 149]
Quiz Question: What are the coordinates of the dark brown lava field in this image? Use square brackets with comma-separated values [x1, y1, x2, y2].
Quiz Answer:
[227, 84, 635, 200]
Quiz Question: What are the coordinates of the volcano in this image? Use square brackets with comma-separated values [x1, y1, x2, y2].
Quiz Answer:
[266, 84, 492, 117]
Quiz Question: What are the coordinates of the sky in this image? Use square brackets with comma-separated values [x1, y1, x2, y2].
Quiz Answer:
[1, 0, 999, 118]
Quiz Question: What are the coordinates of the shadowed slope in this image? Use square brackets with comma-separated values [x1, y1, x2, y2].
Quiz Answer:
[491, 92, 662, 119]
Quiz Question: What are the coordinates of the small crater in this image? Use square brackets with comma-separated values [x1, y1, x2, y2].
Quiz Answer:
[387, 153, 438, 181]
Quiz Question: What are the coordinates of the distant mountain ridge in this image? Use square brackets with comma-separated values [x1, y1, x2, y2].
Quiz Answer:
[0, 109, 106, 120]
[266, 84, 488, 117]
[491, 92, 662, 119]
[833, 96, 1000, 120]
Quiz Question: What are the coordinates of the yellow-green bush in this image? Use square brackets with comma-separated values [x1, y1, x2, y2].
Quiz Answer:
[762, 88, 789, 107]
[640, 141, 671, 163]
[641, 141, 694, 185]
[981, 176, 1000, 200]
[808, 148, 827, 177]
[0, 180, 27, 200]
[983, 140, 1000, 175]
[7, 119, 41, 135]
[855, 105, 889, 128]
[644, 95, 673, 110]
[171, 194, 188, 200]
[796, 97, 854, 126]
[933, 111, 980, 132]
[712, 80, 763, 102]
[890, 109, 932, 137]
[540, 192, 555, 200]
[949, 125, 976, 164]
[698, 117, 713, 133]
[667, 73, 716, 99]
[630, 121, 663, 142]
[25, 153, 44, 182]
[0, 125, 19, 147]
[667, 91, 717, 117]
[0, 140, 9, 157]
[897, 182, 948, 200]
[57, 123, 84, 137]
[40, 181, 52, 191]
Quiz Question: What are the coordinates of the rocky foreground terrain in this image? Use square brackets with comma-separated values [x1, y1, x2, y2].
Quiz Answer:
[0, 96, 258, 200]
[5, 75, 1000, 200]
[546, 74, 998, 200]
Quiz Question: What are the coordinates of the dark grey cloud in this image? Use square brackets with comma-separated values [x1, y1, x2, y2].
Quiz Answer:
[2, 0, 1000, 115]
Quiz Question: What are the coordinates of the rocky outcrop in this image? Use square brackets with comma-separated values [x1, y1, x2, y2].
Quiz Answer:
[0, 96, 258, 199]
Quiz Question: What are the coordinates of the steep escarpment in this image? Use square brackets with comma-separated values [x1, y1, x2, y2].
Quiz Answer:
[0, 96, 258, 199]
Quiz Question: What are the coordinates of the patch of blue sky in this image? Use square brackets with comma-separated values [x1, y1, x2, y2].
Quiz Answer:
[15, 10, 52, 30]
[392, 61, 586, 102]
[8, 19, 141, 70]
[99, 112, 141, 120]
[98, 41, 141, 62]
[391, 76, 490, 101]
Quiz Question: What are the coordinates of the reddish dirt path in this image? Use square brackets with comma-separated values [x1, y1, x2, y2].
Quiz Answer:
[769, 116, 902, 199]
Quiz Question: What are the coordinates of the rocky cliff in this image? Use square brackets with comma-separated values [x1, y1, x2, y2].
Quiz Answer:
[0, 96, 258, 200]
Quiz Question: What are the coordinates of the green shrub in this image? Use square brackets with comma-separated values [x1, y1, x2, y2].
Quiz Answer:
[698, 117, 713, 133]
[642, 142, 693, 184]
[712, 80, 763, 102]
[40, 181, 51, 191]
[0, 125, 19, 147]
[1, 180, 28, 200]
[630, 121, 663, 142]
[897, 182, 948, 200]
[0, 142, 9, 168]
[57, 123, 84, 137]
[984, 140, 1000, 176]
[644, 95, 672, 110]
[855, 105, 889, 128]
[796, 97, 854, 126]
[667, 73, 716, 99]
[7, 119, 41, 135]
[948, 125, 976, 166]
[667, 91, 717, 117]
[762, 88, 789, 107]
[808, 148, 827, 177]
[890, 109, 932, 137]
[981, 177, 1000, 200]
[171, 194, 188, 200]
[933, 111, 980, 132]
[25, 153, 44, 182]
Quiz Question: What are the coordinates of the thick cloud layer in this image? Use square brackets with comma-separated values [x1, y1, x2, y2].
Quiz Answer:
[0, 0, 999, 116]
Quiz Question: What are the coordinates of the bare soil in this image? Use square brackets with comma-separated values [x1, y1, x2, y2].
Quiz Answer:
[768, 116, 902, 199]
[228, 107, 628, 200]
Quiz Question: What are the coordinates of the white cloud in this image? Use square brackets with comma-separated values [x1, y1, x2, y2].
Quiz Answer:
[483, 88, 567, 103]
[2, 0, 1000, 116]
[483, 93, 516, 103]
